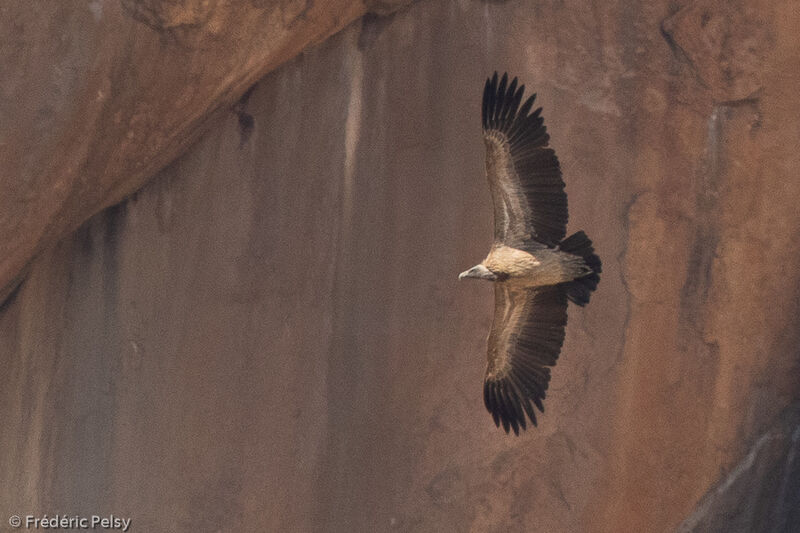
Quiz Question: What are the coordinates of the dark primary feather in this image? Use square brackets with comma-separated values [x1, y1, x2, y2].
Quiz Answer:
[482, 72, 567, 247]
[484, 285, 568, 434]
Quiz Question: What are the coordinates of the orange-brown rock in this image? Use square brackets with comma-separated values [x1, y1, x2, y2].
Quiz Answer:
[0, 0, 405, 303]
[1, 1, 799, 532]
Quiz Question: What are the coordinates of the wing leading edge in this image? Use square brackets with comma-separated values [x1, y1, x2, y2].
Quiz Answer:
[482, 72, 567, 247]
[484, 284, 568, 434]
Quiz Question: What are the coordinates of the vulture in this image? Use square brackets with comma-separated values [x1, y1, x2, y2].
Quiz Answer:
[458, 72, 602, 435]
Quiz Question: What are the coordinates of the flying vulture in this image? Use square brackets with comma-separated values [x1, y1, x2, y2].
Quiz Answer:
[458, 72, 602, 435]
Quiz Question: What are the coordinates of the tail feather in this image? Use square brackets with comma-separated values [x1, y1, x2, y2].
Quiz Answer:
[559, 231, 601, 306]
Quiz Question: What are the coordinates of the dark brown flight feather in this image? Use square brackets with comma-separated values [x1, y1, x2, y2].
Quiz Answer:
[484, 285, 568, 435]
[482, 72, 567, 247]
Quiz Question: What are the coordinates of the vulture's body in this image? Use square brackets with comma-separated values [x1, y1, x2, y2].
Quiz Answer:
[459, 73, 602, 435]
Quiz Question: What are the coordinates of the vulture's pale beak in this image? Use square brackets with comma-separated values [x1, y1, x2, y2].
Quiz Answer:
[458, 264, 497, 281]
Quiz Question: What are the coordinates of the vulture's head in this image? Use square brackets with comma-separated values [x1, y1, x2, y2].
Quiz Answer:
[458, 264, 499, 281]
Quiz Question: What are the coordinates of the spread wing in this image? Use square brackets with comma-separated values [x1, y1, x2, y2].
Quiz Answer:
[483, 72, 567, 247]
[484, 284, 568, 434]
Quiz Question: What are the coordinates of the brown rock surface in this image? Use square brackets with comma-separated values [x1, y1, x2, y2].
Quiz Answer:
[1, 0, 799, 532]
[0, 0, 382, 304]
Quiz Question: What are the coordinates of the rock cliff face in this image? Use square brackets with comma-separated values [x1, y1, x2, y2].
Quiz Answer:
[0, 0, 399, 303]
[1, 1, 799, 532]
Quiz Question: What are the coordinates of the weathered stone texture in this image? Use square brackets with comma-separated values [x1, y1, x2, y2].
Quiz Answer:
[0, 0, 374, 304]
[1, 0, 799, 531]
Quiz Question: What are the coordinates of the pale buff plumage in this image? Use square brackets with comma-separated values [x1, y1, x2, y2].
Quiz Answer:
[483, 245, 591, 288]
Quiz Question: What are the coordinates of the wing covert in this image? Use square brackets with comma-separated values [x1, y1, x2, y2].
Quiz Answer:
[482, 72, 567, 246]
[484, 284, 568, 434]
